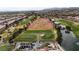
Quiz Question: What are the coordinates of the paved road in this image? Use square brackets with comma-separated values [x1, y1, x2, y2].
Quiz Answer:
[60, 29, 77, 51]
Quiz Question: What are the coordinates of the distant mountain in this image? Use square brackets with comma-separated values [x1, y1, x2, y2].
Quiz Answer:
[0, 7, 79, 17]
[36, 7, 79, 17]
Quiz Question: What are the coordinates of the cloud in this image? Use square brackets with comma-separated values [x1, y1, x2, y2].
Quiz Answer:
[0, 0, 78, 11]
[0, 0, 67, 7]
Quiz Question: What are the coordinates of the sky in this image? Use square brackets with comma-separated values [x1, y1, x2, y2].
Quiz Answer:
[0, 0, 79, 11]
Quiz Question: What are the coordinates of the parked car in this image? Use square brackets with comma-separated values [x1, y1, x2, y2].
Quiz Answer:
[65, 30, 70, 33]
[59, 25, 66, 30]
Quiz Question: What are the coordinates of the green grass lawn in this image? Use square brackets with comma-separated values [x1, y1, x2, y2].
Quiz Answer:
[41, 33, 54, 42]
[14, 30, 55, 42]
[0, 45, 15, 51]
[19, 19, 30, 25]
[25, 30, 52, 33]
[58, 19, 79, 38]
[19, 15, 36, 25]
[0, 45, 8, 51]
[15, 32, 37, 42]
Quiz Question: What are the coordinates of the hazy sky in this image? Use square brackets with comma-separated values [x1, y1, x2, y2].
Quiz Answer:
[0, 0, 79, 11]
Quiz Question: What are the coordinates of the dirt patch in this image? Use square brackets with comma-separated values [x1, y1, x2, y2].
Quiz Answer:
[27, 18, 54, 30]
